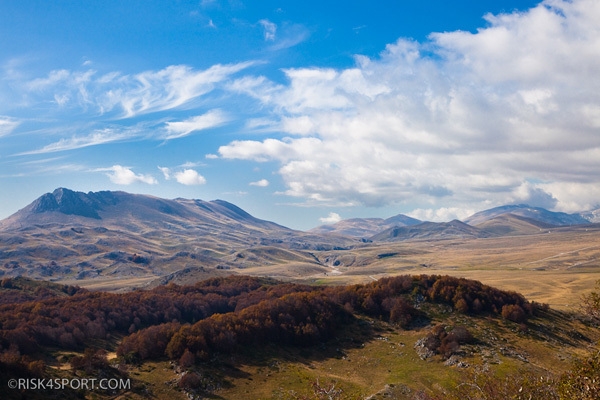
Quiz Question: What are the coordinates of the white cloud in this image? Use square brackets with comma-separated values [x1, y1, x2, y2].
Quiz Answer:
[319, 212, 342, 224]
[408, 208, 475, 222]
[259, 19, 277, 41]
[266, 22, 310, 51]
[0, 117, 19, 137]
[103, 165, 157, 185]
[511, 181, 558, 209]
[158, 166, 171, 179]
[174, 169, 206, 185]
[218, 0, 600, 214]
[163, 109, 227, 139]
[249, 179, 269, 187]
[18, 128, 139, 155]
[159, 166, 206, 185]
[21, 62, 254, 118]
[102, 63, 254, 117]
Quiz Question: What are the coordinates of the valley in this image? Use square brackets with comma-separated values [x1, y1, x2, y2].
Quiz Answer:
[1, 188, 600, 311]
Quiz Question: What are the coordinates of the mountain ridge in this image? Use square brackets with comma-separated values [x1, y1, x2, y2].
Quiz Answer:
[0, 188, 289, 233]
[464, 204, 590, 226]
[370, 219, 492, 242]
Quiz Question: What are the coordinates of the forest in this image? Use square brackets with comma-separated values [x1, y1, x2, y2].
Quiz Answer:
[0, 274, 597, 399]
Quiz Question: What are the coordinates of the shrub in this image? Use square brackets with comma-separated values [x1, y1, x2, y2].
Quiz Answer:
[501, 304, 527, 323]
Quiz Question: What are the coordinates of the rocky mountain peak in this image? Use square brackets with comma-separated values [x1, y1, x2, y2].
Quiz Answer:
[30, 188, 101, 219]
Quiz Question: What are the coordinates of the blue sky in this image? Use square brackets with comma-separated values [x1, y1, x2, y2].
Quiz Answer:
[1, 0, 599, 230]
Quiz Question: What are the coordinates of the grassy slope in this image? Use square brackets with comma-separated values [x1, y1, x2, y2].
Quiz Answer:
[100, 304, 597, 400]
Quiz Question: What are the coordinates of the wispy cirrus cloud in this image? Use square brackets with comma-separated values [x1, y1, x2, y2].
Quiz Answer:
[267, 22, 310, 51]
[254, 19, 309, 51]
[100, 63, 254, 117]
[0, 117, 20, 137]
[163, 109, 228, 139]
[17, 127, 140, 155]
[259, 19, 277, 41]
[19, 62, 254, 118]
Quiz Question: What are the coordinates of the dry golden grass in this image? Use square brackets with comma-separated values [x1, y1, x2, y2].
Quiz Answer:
[291, 228, 600, 311]
[64, 226, 600, 313]
[162, 310, 597, 399]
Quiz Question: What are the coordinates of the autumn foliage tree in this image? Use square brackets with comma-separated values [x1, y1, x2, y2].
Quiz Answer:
[0, 274, 541, 371]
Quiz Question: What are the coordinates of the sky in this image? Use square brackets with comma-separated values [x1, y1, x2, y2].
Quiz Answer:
[1, 0, 599, 230]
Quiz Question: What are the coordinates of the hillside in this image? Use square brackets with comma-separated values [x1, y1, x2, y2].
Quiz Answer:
[310, 214, 421, 238]
[1, 275, 598, 399]
[474, 213, 557, 236]
[0, 188, 357, 286]
[370, 220, 492, 242]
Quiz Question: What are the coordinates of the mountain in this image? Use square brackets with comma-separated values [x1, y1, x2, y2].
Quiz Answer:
[0, 188, 285, 233]
[464, 204, 590, 226]
[0, 188, 356, 284]
[580, 207, 600, 223]
[309, 214, 421, 238]
[473, 213, 557, 236]
[370, 220, 491, 242]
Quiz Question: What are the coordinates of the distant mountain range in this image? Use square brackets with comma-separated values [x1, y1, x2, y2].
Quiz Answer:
[463, 204, 591, 226]
[309, 214, 421, 237]
[309, 203, 598, 240]
[0, 188, 598, 284]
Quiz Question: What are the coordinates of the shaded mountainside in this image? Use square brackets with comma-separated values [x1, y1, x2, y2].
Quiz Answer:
[310, 214, 421, 237]
[0, 188, 358, 284]
[464, 204, 590, 226]
[370, 220, 492, 242]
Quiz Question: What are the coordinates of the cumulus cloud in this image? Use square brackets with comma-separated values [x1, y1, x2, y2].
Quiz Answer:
[512, 181, 558, 209]
[159, 166, 207, 185]
[174, 169, 207, 185]
[249, 178, 269, 187]
[408, 208, 476, 223]
[103, 165, 157, 185]
[319, 212, 342, 224]
[219, 0, 600, 215]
